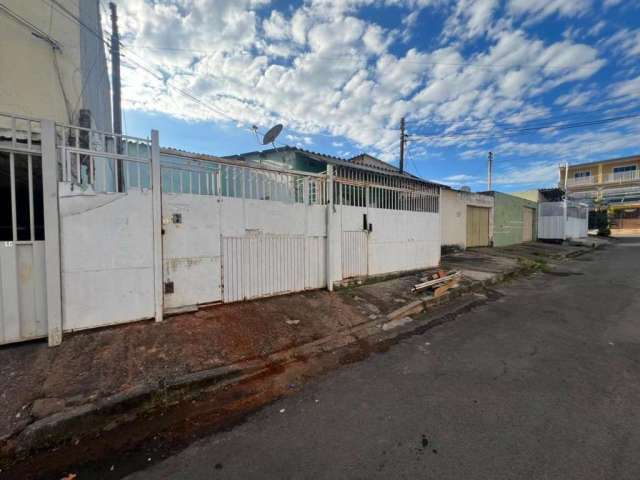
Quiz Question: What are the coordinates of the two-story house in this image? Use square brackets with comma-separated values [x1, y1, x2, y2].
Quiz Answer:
[560, 155, 640, 232]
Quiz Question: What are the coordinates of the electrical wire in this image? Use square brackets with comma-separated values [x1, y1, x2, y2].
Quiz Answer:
[409, 112, 640, 142]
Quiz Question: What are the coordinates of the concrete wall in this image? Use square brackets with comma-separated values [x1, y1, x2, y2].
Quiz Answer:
[0, 0, 110, 128]
[491, 192, 538, 247]
[440, 189, 494, 249]
[59, 186, 155, 331]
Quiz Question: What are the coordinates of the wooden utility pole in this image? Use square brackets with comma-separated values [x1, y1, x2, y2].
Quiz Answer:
[487, 151, 493, 191]
[109, 2, 124, 191]
[399, 117, 405, 174]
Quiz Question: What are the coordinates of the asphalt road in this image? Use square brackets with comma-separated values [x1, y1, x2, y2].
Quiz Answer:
[126, 238, 640, 480]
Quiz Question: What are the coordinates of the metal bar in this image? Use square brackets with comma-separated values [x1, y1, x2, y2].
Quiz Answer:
[11, 117, 16, 149]
[28, 155, 34, 241]
[151, 129, 163, 323]
[9, 152, 17, 241]
[102, 156, 107, 192]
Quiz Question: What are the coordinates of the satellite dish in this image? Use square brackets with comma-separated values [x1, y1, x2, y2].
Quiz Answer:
[262, 124, 283, 146]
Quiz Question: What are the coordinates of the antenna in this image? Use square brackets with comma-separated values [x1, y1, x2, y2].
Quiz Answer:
[262, 124, 283, 147]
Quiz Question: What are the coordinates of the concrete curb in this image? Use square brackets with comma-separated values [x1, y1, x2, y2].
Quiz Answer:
[1, 243, 597, 465]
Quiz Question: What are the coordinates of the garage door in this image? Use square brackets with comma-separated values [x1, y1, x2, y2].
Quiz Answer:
[466, 206, 490, 247]
[523, 207, 534, 242]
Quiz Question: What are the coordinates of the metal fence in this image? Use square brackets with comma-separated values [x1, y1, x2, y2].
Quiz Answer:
[332, 164, 439, 212]
[56, 124, 152, 192]
[161, 154, 326, 205]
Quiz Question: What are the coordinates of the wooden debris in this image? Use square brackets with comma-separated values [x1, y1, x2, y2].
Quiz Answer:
[412, 271, 461, 293]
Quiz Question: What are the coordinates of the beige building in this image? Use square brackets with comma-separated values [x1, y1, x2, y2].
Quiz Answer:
[0, 0, 111, 129]
[560, 155, 640, 231]
[440, 188, 494, 250]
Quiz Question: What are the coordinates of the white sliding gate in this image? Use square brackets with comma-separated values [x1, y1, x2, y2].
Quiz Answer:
[160, 155, 328, 306]
[222, 235, 326, 302]
[0, 114, 49, 345]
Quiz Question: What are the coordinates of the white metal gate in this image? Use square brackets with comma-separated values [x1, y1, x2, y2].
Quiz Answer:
[161, 162, 223, 311]
[341, 230, 368, 279]
[222, 235, 326, 302]
[0, 114, 48, 344]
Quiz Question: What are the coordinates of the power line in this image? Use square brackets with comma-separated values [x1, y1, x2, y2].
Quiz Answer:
[410, 112, 640, 142]
[126, 44, 621, 73]
[41, 0, 249, 128]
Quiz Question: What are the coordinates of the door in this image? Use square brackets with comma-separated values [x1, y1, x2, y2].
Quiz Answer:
[523, 207, 534, 242]
[0, 151, 47, 344]
[161, 167, 223, 312]
[341, 230, 368, 278]
[466, 206, 490, 247]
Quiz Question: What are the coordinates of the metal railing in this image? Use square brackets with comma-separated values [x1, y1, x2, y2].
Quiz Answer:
[566, 169, 640, 187]
[0, 112, 42, 154]
[333, 164, 440, 213]
[56, 123, 152, 192]
[161, 154, 327, 205]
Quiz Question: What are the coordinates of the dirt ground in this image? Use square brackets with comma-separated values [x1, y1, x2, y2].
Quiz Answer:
[0, 290, 370, 443]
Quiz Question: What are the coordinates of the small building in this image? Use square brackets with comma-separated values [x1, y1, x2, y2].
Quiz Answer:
[440, 188, 494, 250]
[480, 192, 538, 247]
[538, 201, 589, 241]
[560, 155, 640, 233]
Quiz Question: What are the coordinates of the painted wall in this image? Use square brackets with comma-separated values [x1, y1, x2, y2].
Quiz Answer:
[335, 204, 440, 279]
[59, 186, 155, 331]
[491, 192, 538, 247]
[0, 1, 111, 128]
[440, 189, 494, 249]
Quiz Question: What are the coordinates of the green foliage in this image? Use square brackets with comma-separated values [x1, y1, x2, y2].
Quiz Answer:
[589, 209, 610, 236]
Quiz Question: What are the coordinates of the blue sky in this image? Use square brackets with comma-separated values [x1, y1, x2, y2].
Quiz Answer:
[112, 0, 640, 192]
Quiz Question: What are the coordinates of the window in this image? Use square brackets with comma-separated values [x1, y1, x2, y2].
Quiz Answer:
[613, 165, 637, 174]
[574, 171, 591, 179]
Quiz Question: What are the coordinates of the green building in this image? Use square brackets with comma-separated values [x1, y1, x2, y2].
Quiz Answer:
[481, 191, 538, 247]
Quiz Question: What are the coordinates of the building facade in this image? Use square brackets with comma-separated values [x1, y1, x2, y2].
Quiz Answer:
[560, 155, 640, 231]
[440, 188, 494, 251]
[0, 0, 111, 130]
[480, 192, 537, 247]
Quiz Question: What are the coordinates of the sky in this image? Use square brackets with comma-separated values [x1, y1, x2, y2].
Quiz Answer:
[108, 0, 640, 192]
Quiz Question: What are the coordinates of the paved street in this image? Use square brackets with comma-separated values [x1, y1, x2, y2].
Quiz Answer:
[127, 239, 640, 480]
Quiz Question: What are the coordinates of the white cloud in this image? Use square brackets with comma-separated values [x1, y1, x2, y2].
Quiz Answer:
[443, 0, 499, 40]
[508, 0, 593, 24]
[111, 0, 615, 167]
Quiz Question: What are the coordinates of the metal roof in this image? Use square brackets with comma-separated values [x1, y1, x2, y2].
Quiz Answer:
[224, 146, 443, 188]
[562, 154, 640, 169]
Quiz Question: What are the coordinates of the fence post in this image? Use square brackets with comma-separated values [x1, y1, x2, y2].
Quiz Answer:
[326, 165, 335, 292]
[41, 120, 63, 346]
[151, 129, 163, 322]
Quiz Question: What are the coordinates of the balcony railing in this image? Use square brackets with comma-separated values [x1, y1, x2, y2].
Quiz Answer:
[565, 169, 640, 188]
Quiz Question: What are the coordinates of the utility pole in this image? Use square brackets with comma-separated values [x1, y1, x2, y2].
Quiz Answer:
[487, 151, 493, 191]
[109, 2, 124, 191]
[399, 117, 405, 174]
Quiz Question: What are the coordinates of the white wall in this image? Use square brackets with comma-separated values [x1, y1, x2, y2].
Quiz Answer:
[440, 189, 494, 249]
[164, 195, 328, 306]
[336, 205, 441, 280]
[0, 1, 110, 128]
[538, 202, 588, 240]
[59, 186, 155, 331]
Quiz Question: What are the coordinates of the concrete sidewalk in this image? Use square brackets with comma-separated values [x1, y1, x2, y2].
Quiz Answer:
[0, 240, 603, 473]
